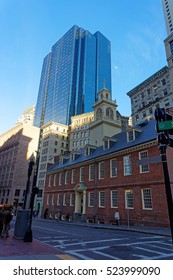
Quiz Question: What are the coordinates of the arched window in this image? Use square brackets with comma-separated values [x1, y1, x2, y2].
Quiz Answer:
[96, 108, 102, 119]
[106, 107, 114, 119]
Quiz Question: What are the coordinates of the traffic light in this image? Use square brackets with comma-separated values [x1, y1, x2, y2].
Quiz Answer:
[32, 187, 39, 195]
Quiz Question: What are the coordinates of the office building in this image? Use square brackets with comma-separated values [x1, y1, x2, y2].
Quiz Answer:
[16, 105, 35, 126]
[127, 1, 173, 126]
[162, 0, 173, 36]
[34, 25, 111, 128]
[35, 122, 69, 214]
[0, 124, 40, 206]
[127, 66, 173, 125]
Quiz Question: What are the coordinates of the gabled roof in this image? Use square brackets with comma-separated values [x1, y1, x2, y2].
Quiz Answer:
[48, 119, 157, 173]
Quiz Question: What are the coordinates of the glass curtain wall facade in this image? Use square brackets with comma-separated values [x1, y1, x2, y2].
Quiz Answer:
[34, 25, 111, 128]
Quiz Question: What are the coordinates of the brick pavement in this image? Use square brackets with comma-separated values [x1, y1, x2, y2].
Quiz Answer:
[0, 230, 63, 260]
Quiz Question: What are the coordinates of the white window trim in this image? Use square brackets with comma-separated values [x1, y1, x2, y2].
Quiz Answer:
[63, 193, 67, 206]
[125, 190, 134, 209]
[52, 194, 55, 205]
[127, 129, 135, 142]
[71, 169, 76, 184]
[99, 191, 105, 208]
[141, 188, 153, 210]
[57, 194, 61, 205]
[70, 193, 75, 206]
[80, 167, 84, 182]
[139, 150, 149, 174]
[99, 162, 105, 179]
[123, 155, 132, 176]
[88, 191, 94, 207]
[89, 164, 94, 181]
[111, 190, 118, 208]
[65, 171, 69, 185]
[59, 172, 63, 185]
[53, 174, 57, 186]
[110, 159, 117, 178]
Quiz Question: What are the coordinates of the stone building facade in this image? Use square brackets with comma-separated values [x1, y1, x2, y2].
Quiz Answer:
[0, 124, 40, 206]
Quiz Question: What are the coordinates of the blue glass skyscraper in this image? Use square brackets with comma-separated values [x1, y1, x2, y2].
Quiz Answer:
[34, 25, 111, 127]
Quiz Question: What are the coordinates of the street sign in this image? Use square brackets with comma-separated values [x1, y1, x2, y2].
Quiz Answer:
[136, 156, 161, 166]
[158, 120, 173, 131]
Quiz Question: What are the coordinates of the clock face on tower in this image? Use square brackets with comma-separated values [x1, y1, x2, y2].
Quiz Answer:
[96, 107, 102, 119]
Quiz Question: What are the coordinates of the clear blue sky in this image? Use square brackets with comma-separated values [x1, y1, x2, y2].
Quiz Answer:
[0, 0, 167, 135]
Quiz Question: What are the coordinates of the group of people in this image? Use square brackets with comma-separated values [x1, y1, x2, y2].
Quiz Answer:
[0, 208, 13, 238]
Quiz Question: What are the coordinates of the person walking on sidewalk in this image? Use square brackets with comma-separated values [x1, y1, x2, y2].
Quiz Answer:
[1, 208, 13, 238]
[0, 208, 4, 236]
[115, 210, 120, 226]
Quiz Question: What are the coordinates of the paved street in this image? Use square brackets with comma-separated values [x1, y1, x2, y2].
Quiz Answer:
[24, 219, 173, 260]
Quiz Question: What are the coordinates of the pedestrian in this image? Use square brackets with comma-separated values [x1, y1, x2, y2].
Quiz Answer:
[1, 208, 13, 238]
[115, 211, 120, 226]
[44, 208, 48, 219]
[0, 208, 4, 236]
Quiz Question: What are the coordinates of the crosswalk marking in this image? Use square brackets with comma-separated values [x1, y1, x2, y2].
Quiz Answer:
[37, 234, 173, 260]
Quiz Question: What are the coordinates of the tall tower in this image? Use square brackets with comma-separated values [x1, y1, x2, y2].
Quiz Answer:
[162, 0, 173, 36]
[34, 25, 111, 128]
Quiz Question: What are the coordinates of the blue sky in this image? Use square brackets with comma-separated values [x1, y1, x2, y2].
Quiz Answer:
[0, 0, 167, 134]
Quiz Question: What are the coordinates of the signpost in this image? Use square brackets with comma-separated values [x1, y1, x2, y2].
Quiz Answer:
[155, 108, 173, 244]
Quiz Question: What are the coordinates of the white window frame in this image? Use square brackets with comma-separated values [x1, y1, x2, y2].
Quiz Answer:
[142, 188, 153, 210]
[99, 162, 105, 179]
[139, 150, 149, 173]
[124, 155, 132, 176]
[52, 194, 55, 205]
[65, 171, 69, 185]
[53, 174, 57, 186]
[63, 193, 67, 206]
[57, 193, 61, 205]
[88, 191, 94, 207]
[110, 159, 117, 178]
[127, 130, 135, 142]
[70, 193, 75, 206]
[99, 191, 105, 208]
[71, 169, 76, 184]
[89, 164, 94, 181]
[59, 172, 63, 185]
[111, 190, 118, 208]
[125, 190, 133, 209]
[80, 167, 85, 182]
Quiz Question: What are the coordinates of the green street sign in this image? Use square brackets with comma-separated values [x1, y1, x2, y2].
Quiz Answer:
[158, 120, 173, 131]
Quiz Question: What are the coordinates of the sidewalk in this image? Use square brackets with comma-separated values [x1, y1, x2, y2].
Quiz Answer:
[0, 230, 66, 260]
[0, 219, 171, 260]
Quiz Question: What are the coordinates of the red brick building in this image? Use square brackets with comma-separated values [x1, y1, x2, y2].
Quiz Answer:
[42, 119, 173, 227]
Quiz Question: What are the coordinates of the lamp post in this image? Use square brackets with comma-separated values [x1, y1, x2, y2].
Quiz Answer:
[23, 157, 35, 209]
[24, 152, 39, 242]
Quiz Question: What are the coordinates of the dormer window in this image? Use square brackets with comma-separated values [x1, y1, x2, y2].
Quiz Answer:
[85, 147, 90, 156]
[85, 145, 97, 156]
[104, 140, 109, 150]
[127, 130, 135, 142]
[70, 151, 81, 161]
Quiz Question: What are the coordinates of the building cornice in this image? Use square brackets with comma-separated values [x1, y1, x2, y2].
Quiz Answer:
[47, 139, 157, 174]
